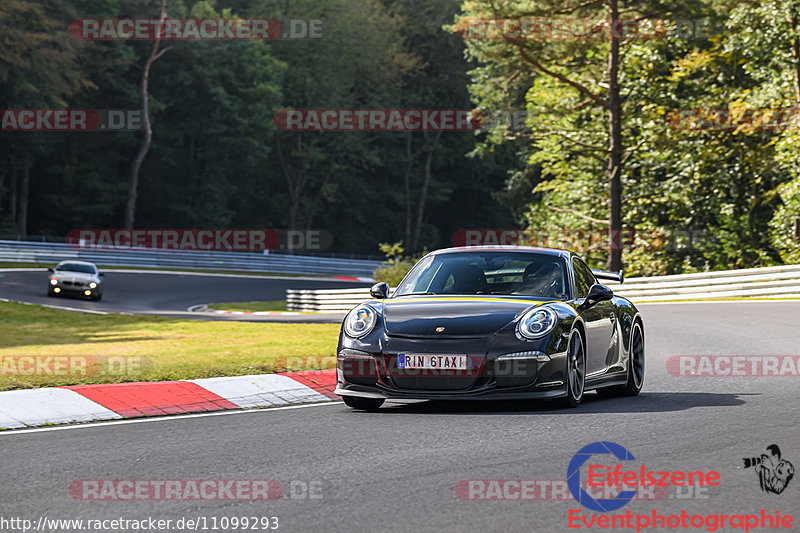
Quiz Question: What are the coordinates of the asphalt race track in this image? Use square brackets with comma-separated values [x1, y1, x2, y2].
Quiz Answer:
[1, 301, 798, 532]
[0, 269, 368, 322]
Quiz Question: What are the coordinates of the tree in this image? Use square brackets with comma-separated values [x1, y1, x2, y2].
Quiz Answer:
[0, 0, 90, 234]
[454, 0, 701, 270]
[124, 0, 169, 229]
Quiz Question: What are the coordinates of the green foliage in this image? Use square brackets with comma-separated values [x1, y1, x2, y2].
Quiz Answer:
[373, 241, 420, 286]
[770, 178, 800, 263]
[455, 0, 800, 274]
[5, 0, 800, 274]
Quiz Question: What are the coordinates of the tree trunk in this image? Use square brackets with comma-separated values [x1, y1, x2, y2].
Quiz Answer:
[9, 155, 17, 226]
[305, 159, 335, 231]
[0, 168, 4, 222]
[275, 133, 309, 255]
[18, 153, 30, 236]
[124, 0, 169, 230]
[410, 130, 443, 252]
[404, 132, 413, 248]
[606, 0, 623, 272]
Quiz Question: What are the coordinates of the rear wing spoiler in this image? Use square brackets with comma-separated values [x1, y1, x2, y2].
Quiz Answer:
[591, 269, 624, 284]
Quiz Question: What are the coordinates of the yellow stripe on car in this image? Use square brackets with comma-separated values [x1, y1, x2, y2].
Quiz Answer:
[386, 297, 559, 306]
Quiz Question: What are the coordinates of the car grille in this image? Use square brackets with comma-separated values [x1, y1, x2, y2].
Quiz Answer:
[389, 374, 476, 391]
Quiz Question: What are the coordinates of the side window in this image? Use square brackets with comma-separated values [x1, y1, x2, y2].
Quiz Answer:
[572, 258, 596, 299]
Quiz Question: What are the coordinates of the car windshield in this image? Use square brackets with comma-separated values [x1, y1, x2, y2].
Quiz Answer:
[394, 252, 570, 300]
[56, 263, 96, 274]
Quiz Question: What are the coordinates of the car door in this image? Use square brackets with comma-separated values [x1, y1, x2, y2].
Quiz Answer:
[572, 258, 615, 376]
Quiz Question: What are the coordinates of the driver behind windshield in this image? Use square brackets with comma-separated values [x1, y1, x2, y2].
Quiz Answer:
[515, 262, 564, 298]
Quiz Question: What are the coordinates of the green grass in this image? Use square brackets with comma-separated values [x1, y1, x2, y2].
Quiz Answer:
[0, 301, 338, 391]
[207, 301, 288, 312]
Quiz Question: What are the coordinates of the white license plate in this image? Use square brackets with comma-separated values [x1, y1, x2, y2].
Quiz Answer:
[398, 354, 468, 370]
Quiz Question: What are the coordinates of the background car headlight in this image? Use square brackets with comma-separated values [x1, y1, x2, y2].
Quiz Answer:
[344, 305, 378, 338]
[50, 278, 58, 285]
[89, 282, 97, 289]
[517, 307, 557, 340]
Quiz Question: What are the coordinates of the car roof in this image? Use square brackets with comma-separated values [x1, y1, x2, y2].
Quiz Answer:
[56, 260, 98, 267]
[431, 245, 572, 259]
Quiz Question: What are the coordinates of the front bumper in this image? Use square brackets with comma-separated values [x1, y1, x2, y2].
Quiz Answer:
[50, 282, 100, 296]
[336, 332, 569, 401]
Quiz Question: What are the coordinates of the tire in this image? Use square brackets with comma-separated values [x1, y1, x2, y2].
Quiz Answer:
[560, 328, 586, 408]
[93, 292, 102, 301]
[342, 395, 384, 411]
[597, 320, 645, 398]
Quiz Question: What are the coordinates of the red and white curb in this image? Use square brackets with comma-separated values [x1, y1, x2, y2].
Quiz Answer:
[0, 370, 337, 430]
[332, 276, 374, 282]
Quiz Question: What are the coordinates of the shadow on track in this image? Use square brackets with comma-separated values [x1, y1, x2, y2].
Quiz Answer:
[364, 391, 753, 415]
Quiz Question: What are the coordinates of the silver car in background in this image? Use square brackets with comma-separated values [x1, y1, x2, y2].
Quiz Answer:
[47, 260, 105, 301]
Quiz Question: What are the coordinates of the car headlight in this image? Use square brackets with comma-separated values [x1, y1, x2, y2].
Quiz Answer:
[50, 278, 58, 285]
[89, 282, 97, 289]
[516, 307, 557, 340]
[344, 304, 378, 338]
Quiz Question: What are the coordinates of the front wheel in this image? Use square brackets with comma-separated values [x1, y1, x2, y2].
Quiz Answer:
[342, 395, 384, 411]
[560, 328, 586, 408]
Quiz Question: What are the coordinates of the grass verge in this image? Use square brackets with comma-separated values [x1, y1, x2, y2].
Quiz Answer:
[0, 301, 338, 391]
[207, 301, 288, 312]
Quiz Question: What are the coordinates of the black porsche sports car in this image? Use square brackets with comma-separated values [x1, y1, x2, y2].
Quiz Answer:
[335, 246, 644, 410]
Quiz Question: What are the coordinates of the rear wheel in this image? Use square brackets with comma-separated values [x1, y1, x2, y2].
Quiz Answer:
[597, 321, 644, 398]
[342, 395, 384, 411]
[560, 328, 585, 408]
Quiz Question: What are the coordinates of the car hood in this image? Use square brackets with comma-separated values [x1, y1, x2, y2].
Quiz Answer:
[53, 271, 96, 282]
[382, 296, 553, 337]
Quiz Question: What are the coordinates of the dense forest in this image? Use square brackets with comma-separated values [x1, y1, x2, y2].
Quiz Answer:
[2, 0, 800, 275]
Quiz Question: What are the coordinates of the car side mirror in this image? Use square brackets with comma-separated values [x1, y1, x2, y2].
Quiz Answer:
[580, 284, 613, 310]
[370, 282, 389, 299]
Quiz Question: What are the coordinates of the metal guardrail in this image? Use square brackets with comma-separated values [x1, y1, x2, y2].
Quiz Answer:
[286, 265, 800, 311]
[0, 240, 381, 277]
